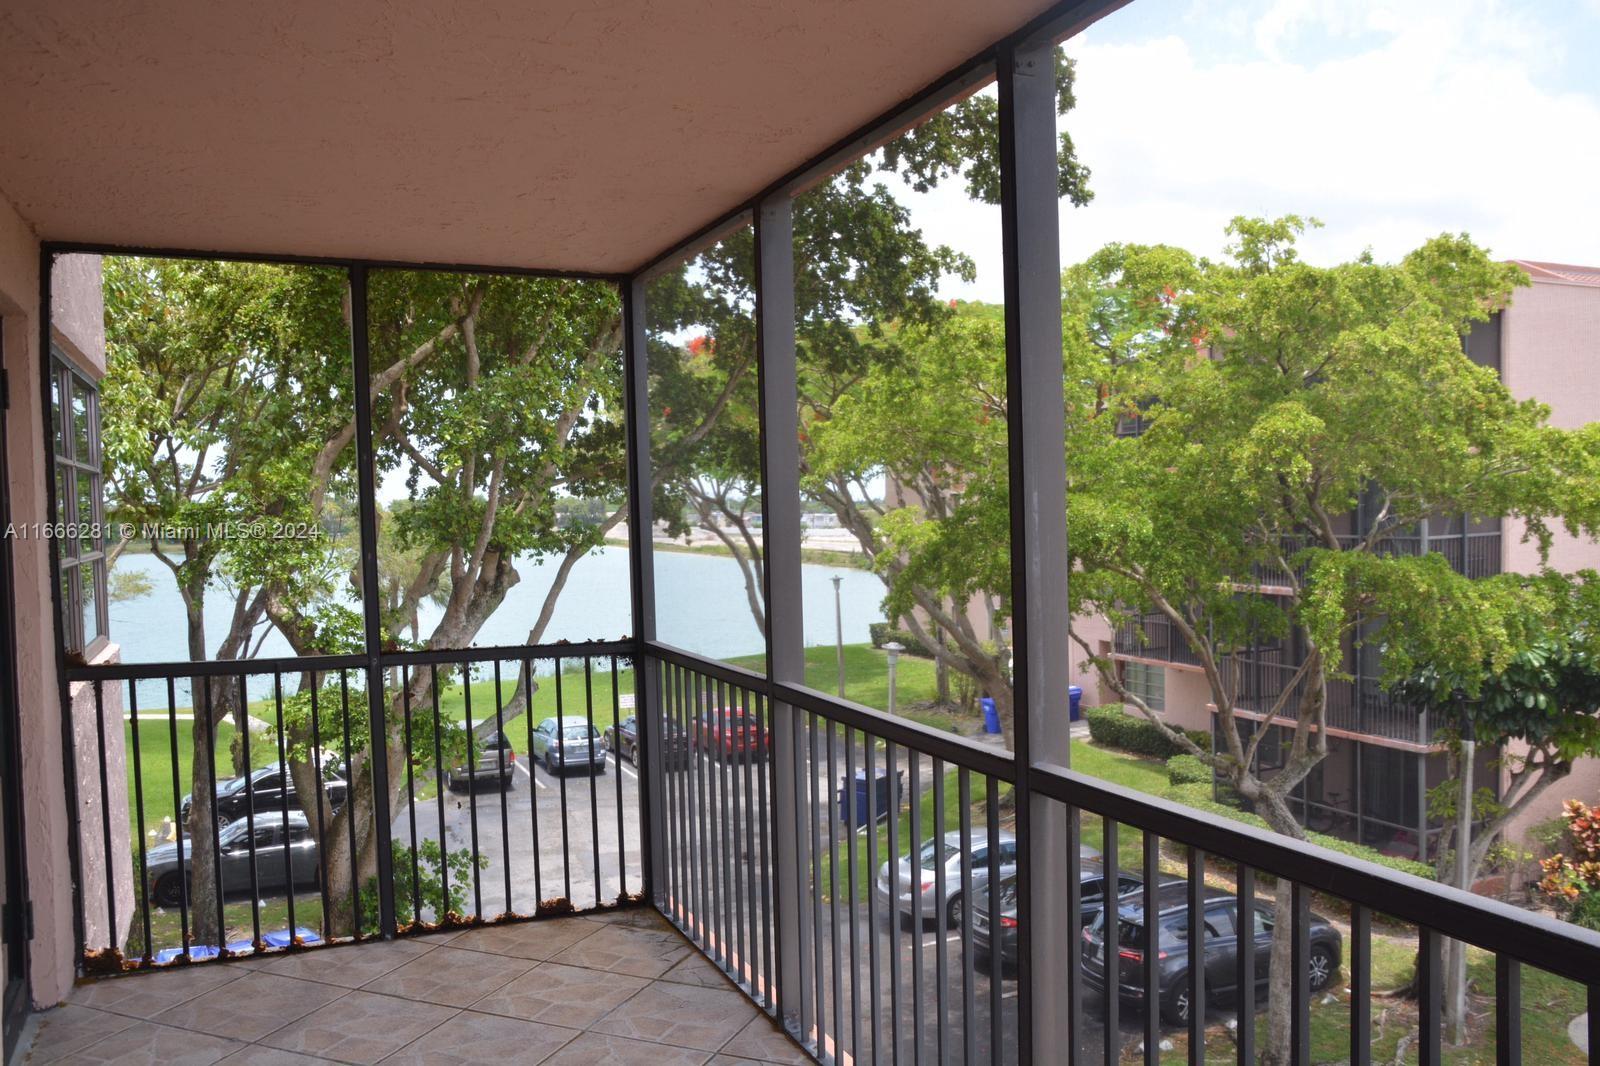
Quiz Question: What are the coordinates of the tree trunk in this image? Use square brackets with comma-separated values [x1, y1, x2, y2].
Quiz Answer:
[1251, 786, 1308, 1066]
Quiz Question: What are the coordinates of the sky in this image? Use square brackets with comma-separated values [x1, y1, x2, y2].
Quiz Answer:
[906, 0, 1600, 303]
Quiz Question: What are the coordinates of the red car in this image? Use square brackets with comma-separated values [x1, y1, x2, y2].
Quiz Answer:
[692, 707, 770, 762]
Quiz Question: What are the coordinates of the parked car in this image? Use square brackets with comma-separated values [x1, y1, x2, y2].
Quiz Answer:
[180, 763, 347, 829]
[443, 727, 516, 792]
[877, 829, 1102, 927]
[973, 861, 1184, 975]
[604, 715, 691, 768]
[147, 811, 320, 907]
[690, 707, 769, 762]
[1081, 882, 1342, 1024]
[530, 716, 606, 775]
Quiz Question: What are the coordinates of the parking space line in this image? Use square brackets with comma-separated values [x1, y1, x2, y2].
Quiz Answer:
[516, 760, 550, 790]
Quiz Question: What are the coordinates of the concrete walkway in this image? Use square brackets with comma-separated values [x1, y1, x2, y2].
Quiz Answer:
[1571, 1013, 1589, 1055]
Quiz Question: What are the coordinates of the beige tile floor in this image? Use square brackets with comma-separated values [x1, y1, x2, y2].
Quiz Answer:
[19, 909, 811, 1065]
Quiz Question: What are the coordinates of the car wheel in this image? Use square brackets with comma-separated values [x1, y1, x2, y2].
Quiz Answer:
[945, 893, 964, 929]
[545, 752, 557, 775]
[1308, 944, 1336, 991]
[1161, 982, 1192, 1026]
[153, 873, 185, 908]
[502, 771, 514, 791]
[441, 771, 454, 792]
[627, 740, 637, 764]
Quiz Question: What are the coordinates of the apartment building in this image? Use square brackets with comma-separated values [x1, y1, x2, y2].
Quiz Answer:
[1094, 261, 1600, 862]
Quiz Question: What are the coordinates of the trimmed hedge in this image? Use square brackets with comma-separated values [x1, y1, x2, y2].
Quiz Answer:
[1084, 705, 1211, 759]
[868, 623, 923, 651]
[1166, 753, 1211, 786]
[1165, 783, 1436, 880]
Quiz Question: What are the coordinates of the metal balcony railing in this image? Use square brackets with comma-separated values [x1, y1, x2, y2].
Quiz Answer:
[1252, 530, 1502, 588]
[1111, 612, 1207, 668]
[1229, 652, 1433, 744]
[64, 639, 1600, 1064]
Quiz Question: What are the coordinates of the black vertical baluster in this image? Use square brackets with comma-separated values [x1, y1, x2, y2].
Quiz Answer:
[341, 671, 361, 938]
[239, 672, 261, 949]
[1493, 954, 1519, 1066]
[1103, 819, 1120, 1066]
[827, 720, 843, 1058]
[463, 665, 482, 920]
[885, 740, 901, 1066]
[204, 682, 227, 948]
[867, 737, 883, 1060]
[908, 749, 924, 1065]
[613, 657, 627, 900]
[676, 665, 691, 928]
[1349, 901, 1368, 1066]
[1143, 832, 1160, 1066]
[808, 713, 826, 1055]
[1188, 847, 1206, 1063]
[1291, 882, 1314, 1066]
[692, 672, 709, 948]
[986, 783, 1001, 1066]
[1238, 867, 1258, 1066]
[757, 690, 774, 1010]
[1066, 806, 1083, 1066]
[166, 677, 191, 960]
[663, 664, 679, 922]
[686, 668, 701, 935]
[523, 658, 542, 909]
[739, 687, 757, 990]
[127, 683, 153, 964]
[494, 660, 512, 915]
[848, 729, 863, 1062]
[932, 757, 946, 1066]
[555, 660, 573, 905]
[1585, 985, 1596, 1066]
[1416, 926, 1441, 1066]
[716, 680, 733, 962]
[731, 686, 749, 985]
[959, 768, 975, 1066]
[91, 682, 116, 955]
[402, 667, 419, 927]
[585, 658, 601, 909]
[309, 672, 330, 937]
[429, 665, 449, 922]
[272, 673, 296, 941]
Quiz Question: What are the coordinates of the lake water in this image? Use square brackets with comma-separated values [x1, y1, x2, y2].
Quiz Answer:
[108, 545, 886, 701]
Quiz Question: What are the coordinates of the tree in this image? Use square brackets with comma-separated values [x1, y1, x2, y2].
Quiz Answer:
[1065, 219, 1600, 1065]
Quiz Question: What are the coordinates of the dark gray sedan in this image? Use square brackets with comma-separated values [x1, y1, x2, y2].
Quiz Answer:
[146, 811, 319, 907]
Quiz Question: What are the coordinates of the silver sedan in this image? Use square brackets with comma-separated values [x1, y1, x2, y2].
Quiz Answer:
[876, 829, 1101, 927]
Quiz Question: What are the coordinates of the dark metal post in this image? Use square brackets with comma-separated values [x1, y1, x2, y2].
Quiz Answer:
[348, 265, 397, 938]
[753, 193, 807, 1029]
[999, 36, 1072, 1063]
[622, 275, 664, 904]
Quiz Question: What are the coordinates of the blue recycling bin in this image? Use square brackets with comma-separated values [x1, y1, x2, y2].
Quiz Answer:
[981, 696, 1001, 734]
[838, 769, 903, 826]
[1069, 685, 1083, 721]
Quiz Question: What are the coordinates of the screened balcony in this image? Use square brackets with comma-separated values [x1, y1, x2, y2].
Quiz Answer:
[2, 2, 1599, 1065]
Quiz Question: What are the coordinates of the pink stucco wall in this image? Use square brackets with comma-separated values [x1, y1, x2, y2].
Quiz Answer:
[0, 192, 127, 1015]
[0, 189, 77, 1010]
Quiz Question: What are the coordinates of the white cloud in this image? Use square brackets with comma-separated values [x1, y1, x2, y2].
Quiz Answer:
[909, 0, 1600, 302]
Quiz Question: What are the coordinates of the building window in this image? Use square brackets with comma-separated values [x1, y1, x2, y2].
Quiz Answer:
[51, 351, 108, 654]
[1123, 659, 1165, 711]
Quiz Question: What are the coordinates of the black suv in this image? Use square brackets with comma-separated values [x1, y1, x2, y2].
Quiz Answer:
[1082, 882, 1342, 1024]
[181, 765, 348, 828]
[974, 861, 1183, 976]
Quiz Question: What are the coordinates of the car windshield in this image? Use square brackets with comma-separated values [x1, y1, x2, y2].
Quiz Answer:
[918, 839, 952, 871]
[217, 820, 251, 846]
[218, 774, 251, 796]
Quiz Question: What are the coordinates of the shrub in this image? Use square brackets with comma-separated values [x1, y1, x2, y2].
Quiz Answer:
[1537, 799, 1600, 923]
[868, 622, 923, 651]
[1166, 753, 1212, 786]
[1085, 706, 1210, 758]
[1165, 783, 1436, 880]
[1568, 889, 1600, 932]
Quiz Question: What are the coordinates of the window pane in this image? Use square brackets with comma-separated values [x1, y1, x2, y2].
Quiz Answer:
[82, 566, 99, 646]
[71, 383, 90, 464]
[50, 372, 62, 454]
[55, 467, 72, 549]
[77, 470, 97, 555]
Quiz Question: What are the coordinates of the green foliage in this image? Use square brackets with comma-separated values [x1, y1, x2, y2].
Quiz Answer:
[1165, 753, 1212, 786]
[1084, 706, 1209, 758]
[1537, 799, 1600, 920]
[1165, 783, 1436, 880]
[867, 622, 923, 650]
[360, 839, 485, 937]
[1566, 889, 1600, 932]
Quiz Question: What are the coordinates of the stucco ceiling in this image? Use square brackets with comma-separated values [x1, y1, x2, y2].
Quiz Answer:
[0, 0, 1074, 274]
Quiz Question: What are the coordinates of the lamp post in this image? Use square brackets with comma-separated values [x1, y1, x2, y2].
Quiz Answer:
[832, 575, 845, 698]
[884, 642, 904, 717]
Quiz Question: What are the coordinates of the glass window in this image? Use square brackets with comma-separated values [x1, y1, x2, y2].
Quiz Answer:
[1123, 660, 1166, 711]
[51, 352, 108, 654]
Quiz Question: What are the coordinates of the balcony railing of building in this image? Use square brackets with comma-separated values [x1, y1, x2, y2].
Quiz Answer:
[1251, 530, 1503, 589]
[44, 18, 1599, 1066]
[1111, 612, 1208, 668]
[1229, 652, 1434, 745]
